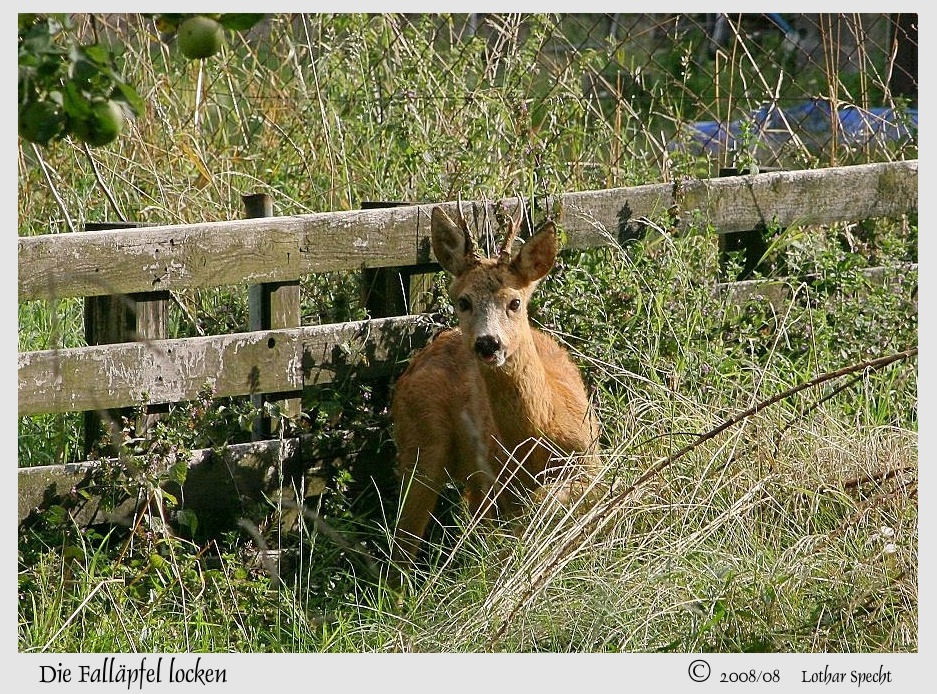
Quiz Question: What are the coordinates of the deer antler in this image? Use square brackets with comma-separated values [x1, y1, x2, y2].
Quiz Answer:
[456, 194, 483, 262]
[497, 197, 526, 265]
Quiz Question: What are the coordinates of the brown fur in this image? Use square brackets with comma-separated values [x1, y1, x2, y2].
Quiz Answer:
[389, 205, 599, 575]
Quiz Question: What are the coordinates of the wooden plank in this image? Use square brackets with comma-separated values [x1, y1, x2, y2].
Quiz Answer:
[18, 161, 918, 301]
[19, 330, 302, 416]
[18, 206, 436, 302]
[17, 435, 331, 525]
[18, 314, 442, 416]
[676, 161, 919, 234]
[717, 263, 918, 310]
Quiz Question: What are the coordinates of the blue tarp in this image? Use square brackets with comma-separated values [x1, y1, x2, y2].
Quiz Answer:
[679, 98, 918, 156]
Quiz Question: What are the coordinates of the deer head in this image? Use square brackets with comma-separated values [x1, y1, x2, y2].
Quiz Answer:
[430, 202, 558, 369]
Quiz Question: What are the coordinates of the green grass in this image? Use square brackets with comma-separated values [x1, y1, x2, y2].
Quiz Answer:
[17, 13, 916, 653]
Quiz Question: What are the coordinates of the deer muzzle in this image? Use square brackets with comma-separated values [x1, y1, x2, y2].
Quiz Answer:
[474, 334, 504, 366]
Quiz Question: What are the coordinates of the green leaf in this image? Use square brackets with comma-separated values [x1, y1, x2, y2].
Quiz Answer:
[60, 81, 92, 120]
[42, 504, 68, 526]
[169, 459, 189, 487]
[18, 13, 40, 32]
[698, 599, 728, 634]
[63, 545, 85, 561]
[218, 14, 265, 31]
[174, 509, 198, 536]
[159, 489, 179, 507]
[80, 43, 113, 69]
[112, 81, 145, 118]
[157, 14, 191, 28]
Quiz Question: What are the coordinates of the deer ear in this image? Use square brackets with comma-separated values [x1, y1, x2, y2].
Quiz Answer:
[431, 206, 474, 276]
[512, 220, 557, 283]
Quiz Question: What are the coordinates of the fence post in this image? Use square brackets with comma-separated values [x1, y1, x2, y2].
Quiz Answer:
[717, 167, 783, 280]
[889, 13, 917, 106]
[359, 200, 439, 419]
[360, 200, 439, 318]
[82, 221, 169, 457]
[245, 193, 302, 440]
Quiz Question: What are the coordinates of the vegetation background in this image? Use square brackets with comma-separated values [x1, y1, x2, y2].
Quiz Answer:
[17, 13, 917, 654]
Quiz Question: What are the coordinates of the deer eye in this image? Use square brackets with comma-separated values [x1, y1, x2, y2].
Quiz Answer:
[508, 298, 522, 312]
[457, 296, 472, 313]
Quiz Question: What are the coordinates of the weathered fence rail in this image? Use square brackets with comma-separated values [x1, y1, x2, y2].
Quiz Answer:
[17, 161, 918, 524]
[19, 161, 917, 301]
[18, 315, 439, 416]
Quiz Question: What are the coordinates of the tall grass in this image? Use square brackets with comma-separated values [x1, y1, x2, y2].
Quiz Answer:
[18, 13, 916, 652]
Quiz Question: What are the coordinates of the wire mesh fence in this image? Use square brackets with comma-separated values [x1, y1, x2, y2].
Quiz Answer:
[62, 12, 918, 214]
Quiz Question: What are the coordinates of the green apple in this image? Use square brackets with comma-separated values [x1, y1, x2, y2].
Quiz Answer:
[72, 99, 125, 147]
[177, 16, 225, 59]
[19, 99, 67, 145]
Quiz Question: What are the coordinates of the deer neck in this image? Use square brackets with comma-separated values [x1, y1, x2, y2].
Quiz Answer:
[478, 329, 551, 442]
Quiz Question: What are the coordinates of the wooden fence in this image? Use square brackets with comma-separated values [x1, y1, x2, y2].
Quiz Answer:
[17, 160, 918, 525]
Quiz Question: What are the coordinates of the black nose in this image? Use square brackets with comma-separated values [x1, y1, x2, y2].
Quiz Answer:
[474, 335, 501, 358]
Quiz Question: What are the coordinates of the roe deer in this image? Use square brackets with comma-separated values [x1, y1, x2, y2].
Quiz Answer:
[389, 201, 600, 576]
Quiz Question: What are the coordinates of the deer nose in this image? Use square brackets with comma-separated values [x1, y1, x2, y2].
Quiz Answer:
[474, 335, 501, 358]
